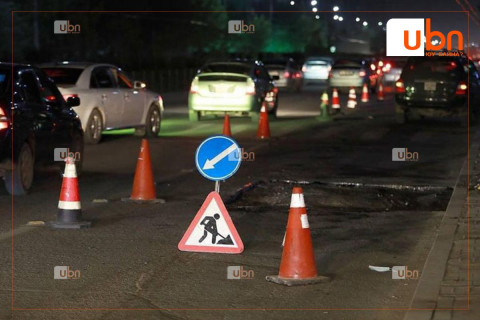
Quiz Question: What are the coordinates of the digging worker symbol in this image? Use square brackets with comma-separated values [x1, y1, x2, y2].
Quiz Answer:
[198, 213, 234, 245]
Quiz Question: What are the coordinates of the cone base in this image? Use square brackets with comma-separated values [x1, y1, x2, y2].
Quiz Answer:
[121, 197, 166, 204]
[266, 274, 329, 286]
[46, 220, 91, 229]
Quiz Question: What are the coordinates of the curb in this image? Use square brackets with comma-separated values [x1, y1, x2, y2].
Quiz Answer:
[404, 129, 479, 320]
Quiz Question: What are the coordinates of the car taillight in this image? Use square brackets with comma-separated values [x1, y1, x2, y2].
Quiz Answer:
[284, 71, 291, 79]
[190, 78, 199, 94]
[0, 106, 9, 130]
[62, 94, 78, 101]
[456, 81, 468, 95]
[293, 71, 302, 79]
[395, 79, 406, 93]
[245, 85, 255, 95]
[359, 70, 366, 77]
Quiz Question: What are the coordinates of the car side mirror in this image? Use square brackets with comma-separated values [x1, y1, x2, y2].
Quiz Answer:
[134, 81, 146, 89]
[271, 75, 280, 80]
[66, 96, 80, 107]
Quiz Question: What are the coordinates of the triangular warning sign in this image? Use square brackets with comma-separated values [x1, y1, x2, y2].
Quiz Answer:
[178, 191, 243, 254]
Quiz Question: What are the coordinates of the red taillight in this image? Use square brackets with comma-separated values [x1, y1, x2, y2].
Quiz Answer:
[293, 71, 302, 79]
[395, 79, 406, 93]
[359, 70, 366, 77]
[283, 71, 291, 79]
[190, 84, 199, 94]
[456, 81, 468, 95]
[0, 107, 9, 130]
[245, 85, 256, 95]
[45, 95, 56, 102]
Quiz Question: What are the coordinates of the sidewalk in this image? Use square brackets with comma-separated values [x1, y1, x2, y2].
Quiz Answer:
[404, 129, 480, 320]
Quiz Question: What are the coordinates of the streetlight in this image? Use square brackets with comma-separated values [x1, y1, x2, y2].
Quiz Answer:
[363, 21, 368, 26]
[378, 21, 383, 26]
[312, 7, 318, 12]
[356, 17, 360, 22]
[311, 0, 317, 6]
[290, 1, 295, 5]
[333, 15, 339, 20]
[315, 15, 320, 19]
[338, 16, 344, 21]
[333, 6, 339, 11]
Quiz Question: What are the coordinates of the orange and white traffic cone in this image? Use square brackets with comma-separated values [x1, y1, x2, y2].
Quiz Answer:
[47, 157, 91, 229]
[377, 83, 384, 101]
[361, 83, 369, 103]
[223, 114, 232, 137]
[257, 102, 271, 139]
[331, 88, 340, 109]
[122, 139, 164, 203]
[347, 87, 357, 109]
[266, 187, 329, 286]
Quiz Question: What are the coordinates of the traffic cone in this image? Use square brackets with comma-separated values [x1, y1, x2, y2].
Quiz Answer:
[377, 83, 384, 101]
[266, 187, 329, 286]
[47, 157, 91, 229]
[222, 114, 232, 137]
[318, 92, 330, 120]
[122, 139, 164, 203]
[257, 102, 271, 139]
[347, 87, 357, 109]
[331, 88, 340, 109]
[361, 83, 369, 103]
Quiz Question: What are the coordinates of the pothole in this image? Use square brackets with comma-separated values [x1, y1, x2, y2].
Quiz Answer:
[228, 180, 452, 213]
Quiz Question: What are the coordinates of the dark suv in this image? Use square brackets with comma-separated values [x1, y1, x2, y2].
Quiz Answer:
[395, 54, 480, 124]
[0, 63, 83, 195]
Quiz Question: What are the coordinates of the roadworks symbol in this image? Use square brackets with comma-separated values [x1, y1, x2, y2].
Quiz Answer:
[178, 191, 243, 254]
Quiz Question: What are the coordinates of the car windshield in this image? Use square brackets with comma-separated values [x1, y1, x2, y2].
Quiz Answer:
[42, 67, 83, 85]
[0, 69, 8, 96]
[200, 63, 250, 75]
[404, 58, 463, 76]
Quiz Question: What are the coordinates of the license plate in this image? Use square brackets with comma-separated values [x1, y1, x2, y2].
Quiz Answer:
[424, 81, 436, 91]
[339, 71, 353, 76]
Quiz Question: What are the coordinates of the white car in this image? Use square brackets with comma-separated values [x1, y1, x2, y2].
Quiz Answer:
[41, 62, 164, 144]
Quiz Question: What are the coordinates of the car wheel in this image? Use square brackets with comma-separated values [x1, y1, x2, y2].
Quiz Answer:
[4, 142, 34, 195]
[143, 105, 162, 137]
[189, 110, 200, 122]
[84, 109, 103, 144]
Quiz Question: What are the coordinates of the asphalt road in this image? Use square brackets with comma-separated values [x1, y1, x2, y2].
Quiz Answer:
[0, 83, 470, 319]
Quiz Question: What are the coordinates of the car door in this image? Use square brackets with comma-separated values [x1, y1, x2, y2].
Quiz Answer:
[18, 70, 53, 158]
[114, 69, 144, 126]
[90, 67, 123, 129]
[36, 69, 73, 152]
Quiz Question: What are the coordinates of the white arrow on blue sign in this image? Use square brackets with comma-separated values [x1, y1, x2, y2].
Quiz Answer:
[195, 135, 242, 181]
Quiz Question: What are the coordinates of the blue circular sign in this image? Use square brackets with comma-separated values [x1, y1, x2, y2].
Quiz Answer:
[195, 135, 242, 181]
